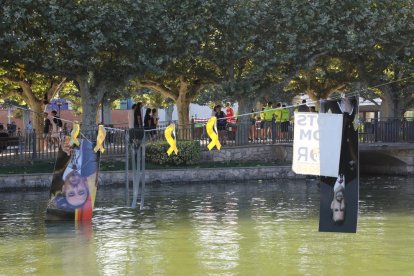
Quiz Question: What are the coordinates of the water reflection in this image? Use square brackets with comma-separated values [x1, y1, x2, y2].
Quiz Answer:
[0, 177, 413, 275]
[191, 191, 241, 273]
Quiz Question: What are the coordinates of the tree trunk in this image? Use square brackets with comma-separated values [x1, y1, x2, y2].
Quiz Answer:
[77, 76, 99, 134]
[164, 105, 174, 122]
[22, 109, 30, 133]
[103, 100, 112, 125]
[236, 96, 254, 122]
[379, 86, 395, 118]
[176, 94, 191, 139]
[176, 94, 191, 126]
[30, 101, 45, 134]
[235, 95, 253, 145]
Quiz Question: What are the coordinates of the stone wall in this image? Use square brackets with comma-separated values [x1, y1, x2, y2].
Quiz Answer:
[0, 166, 301, 191]
[201, 144, 293, 162]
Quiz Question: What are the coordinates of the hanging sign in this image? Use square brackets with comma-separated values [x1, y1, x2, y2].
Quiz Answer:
[318, 96, 359, 233]
[45, 138, 100, 221]
[292, 112, 343, 177]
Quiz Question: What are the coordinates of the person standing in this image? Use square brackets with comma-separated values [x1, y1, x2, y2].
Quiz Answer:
[215, 105, 227, 145]
[143, 107, 153, 140]
[259, 107, 266, 141]
[263, 102, 275, 140]
[0, 125, 8, 152]
[281, 104, 291, 141]
[151, 108, 158, 139]
[274, 102, 283, 141]
[25, 120, 33, 134]
[133, 102, 143, 128]
[225, 102, 236, 125]
[298, 99, 310, 112]
[144, 108, 152, 130]
[50, 110, 61, 148]
[249, 109, 257, 141]
[225, 102, 236, 140]
[43, 112, 51, 150]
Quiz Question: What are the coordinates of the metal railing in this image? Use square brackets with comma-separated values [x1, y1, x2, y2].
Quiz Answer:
[358, 118, 414, 143]
[0, 128, 129, 164]
[1, 117, 413, 164]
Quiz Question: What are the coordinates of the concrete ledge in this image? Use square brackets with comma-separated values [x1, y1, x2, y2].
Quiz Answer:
[0, 166, 302, 191]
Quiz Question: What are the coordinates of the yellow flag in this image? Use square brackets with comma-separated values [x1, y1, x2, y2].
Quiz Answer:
[69, 122, 80, 147]
[206, 116, 221, 150]
[164, 123, 178, 155]
[94, 125, 107, 153]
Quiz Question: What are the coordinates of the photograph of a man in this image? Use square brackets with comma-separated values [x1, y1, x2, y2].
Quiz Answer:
[318, 96, 359, 233]
[46, 137, 99, 221]
[331, 174, 346, 223]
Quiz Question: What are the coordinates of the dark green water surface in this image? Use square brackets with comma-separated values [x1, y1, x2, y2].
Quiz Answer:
[0, 176, 413, 275]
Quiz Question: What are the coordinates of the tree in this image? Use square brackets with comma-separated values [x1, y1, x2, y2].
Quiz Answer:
[0, 67, 66, 132]
[269, 0, 414, 116]
[133, 0, 222, 126]
[1, 0, 151, 131]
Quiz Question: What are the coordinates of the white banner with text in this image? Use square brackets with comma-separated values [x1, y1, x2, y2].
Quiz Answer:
[292, 112, 343, 177]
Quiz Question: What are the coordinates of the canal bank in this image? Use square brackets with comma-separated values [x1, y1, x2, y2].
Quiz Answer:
[2, 142, 413, 191]
[0, 165, 301, 191]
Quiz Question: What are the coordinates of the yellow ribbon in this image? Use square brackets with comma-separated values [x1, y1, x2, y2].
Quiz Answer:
[94, 125, 107, 153]
[164, 123, 178, 156]
[69, 122, 80, 147]
[206, 116, 221, 150]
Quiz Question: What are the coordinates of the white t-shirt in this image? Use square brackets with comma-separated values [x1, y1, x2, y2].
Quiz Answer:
[50, 116, 59, 138]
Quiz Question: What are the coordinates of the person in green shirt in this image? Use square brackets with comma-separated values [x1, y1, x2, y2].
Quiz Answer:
[263, 102, 275, 140]
[259, 107, 266, 141]
[281, 104, 291, 141]
[273, 102, 282, 141]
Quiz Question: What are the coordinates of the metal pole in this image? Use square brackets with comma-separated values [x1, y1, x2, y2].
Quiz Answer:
[57, 102, 62, 117]
[32, 130, 37, 160]
[140, 132, 146, 210]
[136, 144, 142, 204]
[131, 145, 137, 208]
[125, 130, 130, 206]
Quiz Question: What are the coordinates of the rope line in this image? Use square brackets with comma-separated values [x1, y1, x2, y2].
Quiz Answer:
[1, 75, 413, 130]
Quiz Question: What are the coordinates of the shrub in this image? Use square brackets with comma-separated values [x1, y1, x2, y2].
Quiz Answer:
[145, 141, 201, 166]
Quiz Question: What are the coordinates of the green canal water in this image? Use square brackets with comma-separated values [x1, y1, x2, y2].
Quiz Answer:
[0, 176, 413, 275]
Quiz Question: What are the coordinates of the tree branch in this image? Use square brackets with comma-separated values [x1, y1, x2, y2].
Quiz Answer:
[137, 80, 177, 101]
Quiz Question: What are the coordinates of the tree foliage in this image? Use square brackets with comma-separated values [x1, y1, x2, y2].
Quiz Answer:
[1, 0, 413, 127]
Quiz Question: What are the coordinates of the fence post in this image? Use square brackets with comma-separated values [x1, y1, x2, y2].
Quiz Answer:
[125, 129, 130, 206]
[18, 135, 23, 160]
[32, 130, 37, 160]
[235, 121, 249, 145]
[191, 117, 195, 141]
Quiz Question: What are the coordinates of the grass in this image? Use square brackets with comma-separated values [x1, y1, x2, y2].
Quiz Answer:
[0, 159, 290, 174]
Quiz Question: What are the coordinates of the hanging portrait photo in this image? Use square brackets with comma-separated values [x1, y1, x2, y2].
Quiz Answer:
[318, 96, 359, 233]
[45, 137, 100, 221]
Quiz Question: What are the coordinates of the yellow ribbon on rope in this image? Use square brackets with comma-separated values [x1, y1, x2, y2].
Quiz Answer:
[206, 116, 221, 150]
[164, 123, 178, 156]
[94, 125, 107, 153]
[69, 122, 80, 147]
